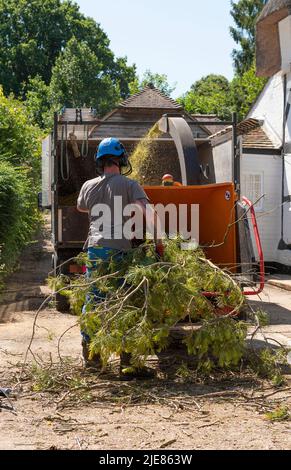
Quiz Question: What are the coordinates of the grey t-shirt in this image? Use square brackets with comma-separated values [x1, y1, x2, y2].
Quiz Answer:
[77, 174, 149, 251]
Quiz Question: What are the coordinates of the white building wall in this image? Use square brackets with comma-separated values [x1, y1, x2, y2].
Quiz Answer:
[248, 73, 284, 146]
[278, 65, 291, 265]
[277, 151, 291, 266]
[211, 140, 288, 265]
[234, 13, 291, 268]
[284, 69, 291, 143]
[241, 153, 282, 264]
[282, 154, 291, 245]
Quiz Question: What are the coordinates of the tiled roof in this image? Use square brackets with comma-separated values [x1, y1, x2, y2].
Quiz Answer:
[243, 127, 276, 149]
[119, 85, 182, 109]
[210, 118, 278, 150]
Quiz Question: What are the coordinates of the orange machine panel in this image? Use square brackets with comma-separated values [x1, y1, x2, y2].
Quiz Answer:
[144, 183, 237, 269]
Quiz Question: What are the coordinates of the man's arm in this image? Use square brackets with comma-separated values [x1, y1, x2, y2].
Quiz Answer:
[129, 180, 164, 255]
[134, 199, 164, 245]
[77, 184, 89, 213]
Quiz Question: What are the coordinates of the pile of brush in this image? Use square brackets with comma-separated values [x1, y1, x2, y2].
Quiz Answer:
[52, 239, 247, 374]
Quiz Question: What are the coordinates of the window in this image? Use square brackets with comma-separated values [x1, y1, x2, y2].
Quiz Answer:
[242, 173, 264, 211]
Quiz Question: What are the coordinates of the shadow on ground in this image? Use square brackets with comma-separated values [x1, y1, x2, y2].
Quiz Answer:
[0, 222, 52, 324]
[248, 299, 291, 326]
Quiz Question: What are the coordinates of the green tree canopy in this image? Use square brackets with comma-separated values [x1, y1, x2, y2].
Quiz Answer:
[178, 75, 232, 119]
[0, 87, 42, 280]
[0, 0, 135, 98]
[129, 70, 176, 97]
[24, 76, 52, 129]
[25, 38, 125, 128]
[0, 86, 41, 177]
[49, 37, 120, 116]
[230, 64, 267, 118]
[230, 0, 267, 75]
[178, 69, 267, 121]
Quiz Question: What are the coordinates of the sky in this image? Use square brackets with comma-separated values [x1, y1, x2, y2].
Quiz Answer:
[75, 0, 236, 98]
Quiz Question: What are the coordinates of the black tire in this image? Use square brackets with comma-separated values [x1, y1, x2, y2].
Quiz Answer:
[55, 292, 70, 313]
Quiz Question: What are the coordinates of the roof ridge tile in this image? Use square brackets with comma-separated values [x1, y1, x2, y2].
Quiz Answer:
[119, 85, 182, 109]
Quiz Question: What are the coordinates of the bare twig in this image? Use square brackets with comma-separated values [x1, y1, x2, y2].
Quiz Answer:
[21, 270, 121, 377]
[160, 439, 177, 449]
[197, 420, 220, 429]
[57, 323, 79, 363]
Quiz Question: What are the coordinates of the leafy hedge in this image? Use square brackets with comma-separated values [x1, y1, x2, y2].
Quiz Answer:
[0, 88, 42, 284]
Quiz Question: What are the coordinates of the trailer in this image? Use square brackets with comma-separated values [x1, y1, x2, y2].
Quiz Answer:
[40, 108, 264, 312]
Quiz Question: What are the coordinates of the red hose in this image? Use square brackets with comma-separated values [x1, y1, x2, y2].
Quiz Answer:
[241, 196, 265, 296]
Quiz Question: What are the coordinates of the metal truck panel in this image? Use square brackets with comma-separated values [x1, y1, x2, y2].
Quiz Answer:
[41, 135, 52, 209]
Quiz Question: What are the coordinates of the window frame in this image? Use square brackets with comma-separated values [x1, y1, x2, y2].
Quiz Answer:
[242, 172, 265, 212]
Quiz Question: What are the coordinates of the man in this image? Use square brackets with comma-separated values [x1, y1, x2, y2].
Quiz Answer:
[77, 137, 163, 379]
[162, 174, 182, 187]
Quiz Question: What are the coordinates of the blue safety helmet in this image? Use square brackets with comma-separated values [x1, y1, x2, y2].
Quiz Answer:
[96, 138, 125, 160]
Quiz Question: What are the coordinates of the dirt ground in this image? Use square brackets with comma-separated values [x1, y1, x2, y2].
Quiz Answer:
[1, 222, 291, 451]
